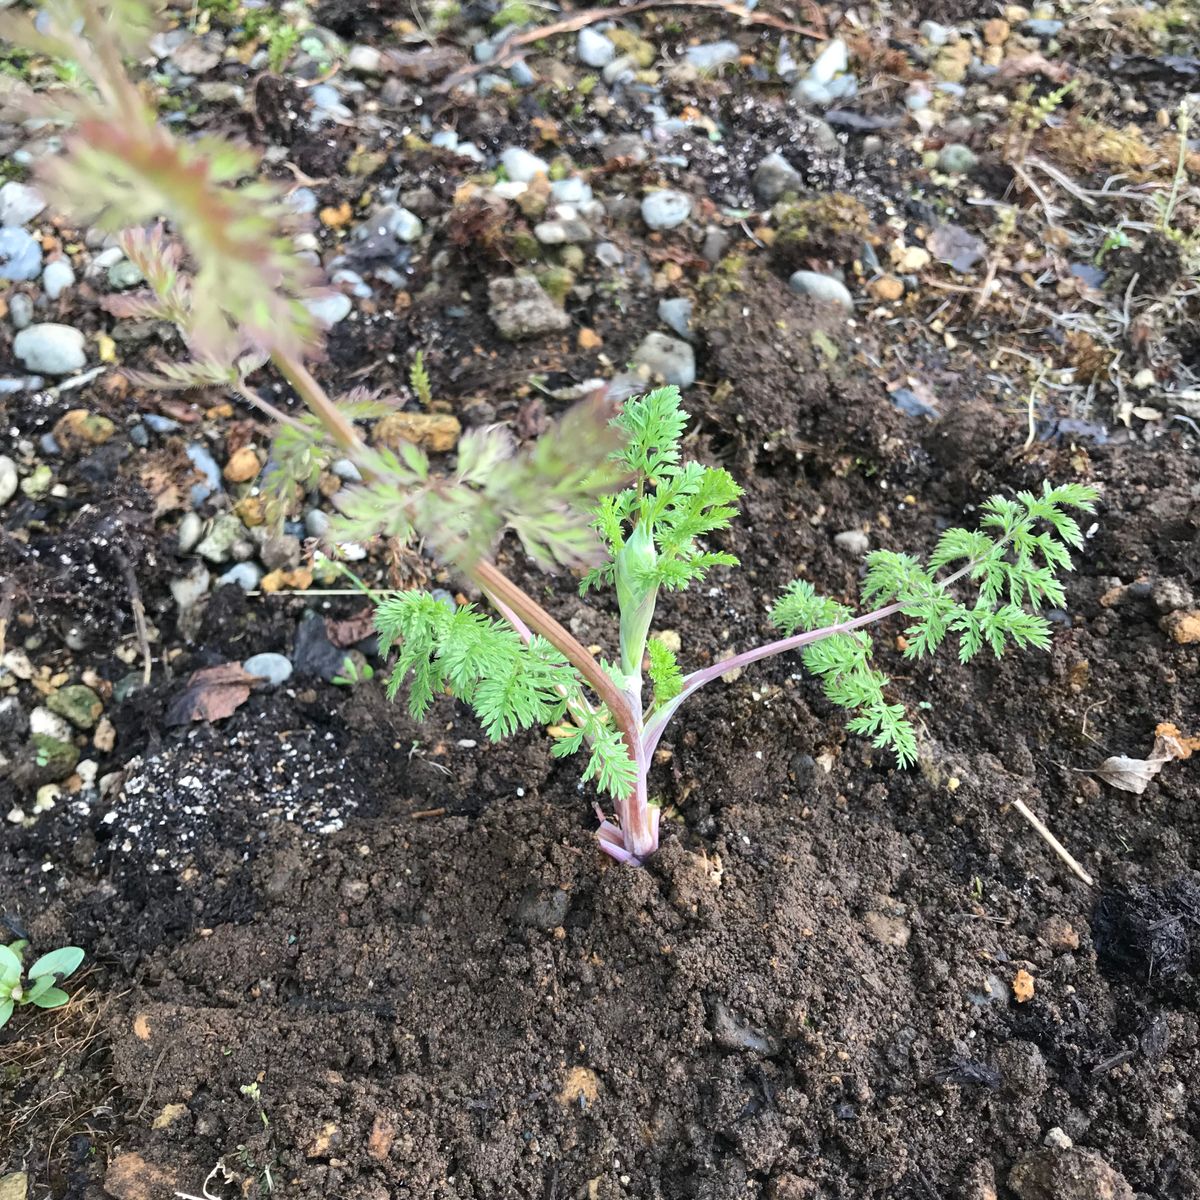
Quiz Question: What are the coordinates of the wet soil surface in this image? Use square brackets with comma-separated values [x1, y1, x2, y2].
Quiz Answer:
[3, 3, 1200, 1199]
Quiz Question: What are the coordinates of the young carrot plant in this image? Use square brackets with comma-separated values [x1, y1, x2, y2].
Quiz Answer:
[10, 0, 1098, 865]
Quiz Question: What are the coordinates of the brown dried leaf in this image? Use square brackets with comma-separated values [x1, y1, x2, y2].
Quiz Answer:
[326, 607, 377, 648]
[165, 663, 256, 726]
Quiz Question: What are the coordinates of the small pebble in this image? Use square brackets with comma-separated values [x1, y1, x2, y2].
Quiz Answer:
[176, 511, 204, 553]
[170, 564, 211, 609]
[632, 331, 695, 389]
[685, 41, 739, 70]
[577, 27, 616, 68]
[185, 444, 222, 504]
[0, 456, 17, 507]
[657, 297, 694, 340]
[0, 181, 47, 226]
[218, 562, 263, 591]
[788, 270, 854, 313]
[807, 37, 848, 84]
[834, 529, 870, 556]
[752, 152, 802, 204]
[937, 143, 979, 174]
[42, 259, 76, 300]
[12, 323, 87, 374]
[107, 258, 144, 289]
[305, 292, 353, 327]
[500, 146, 550, 183]
[305, 509, 330, 538]
[243, 652, 294, 688]
[641, 190, 692, 231]
[0, 228, 44, 282]
[8, 292, 34, 330]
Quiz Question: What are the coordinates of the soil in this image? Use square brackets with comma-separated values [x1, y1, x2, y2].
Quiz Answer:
[3, 4, 1200, 1200]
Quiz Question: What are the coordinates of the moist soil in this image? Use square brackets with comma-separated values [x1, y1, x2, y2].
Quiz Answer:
[3, 5, 1200, 1200]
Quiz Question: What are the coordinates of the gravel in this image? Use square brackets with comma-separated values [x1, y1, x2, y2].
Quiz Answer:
[0, 181, 47, 226]
[834, 529, 870, 556]
[577, 28, 616, 68]
[305, 292, 353, 327]
[42, 259, 76, 300]
[0, 227, 44, 281]
[657, 297, 694, 340]
[0, 456, 17, 507]
[500, 146, 550, 183]
[641, 190, 692, 231]
[685, 41, 739, 70]
[788, 270, 854, 313]
[488, 275, 570, 340]
[12, 323, 87, 374]
[243, 652, 294, 688]
[752, 152, 803, 204]
[8, 292, 34, 330]
[632, 332, 696, 389]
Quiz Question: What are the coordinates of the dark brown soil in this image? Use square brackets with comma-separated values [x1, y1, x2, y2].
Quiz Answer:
[3, 5, 1200, 1200]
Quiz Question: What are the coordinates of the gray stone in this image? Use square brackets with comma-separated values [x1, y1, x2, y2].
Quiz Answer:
[834, 529, 870, 556]
[534, 218, 591, 245]
[13, 323, 87, 374]
[752, 152, 802, 204]
[8, 292, 34, 330]
[657, 297, 693, 340]
[641, 190, 692, 231]
[685, 40, 740, 70]
[176, 511, 203, 553]
[577, 27, 615, 68]
[500, 146, 550, 183]
[218, 562, 263, 590]
[788, 270, 854, 313]
[632, 332, 695, 389]
[1020, 18, 1064, 38]
[196, 514, 248, 564]
[551, 177, 593, 205]
[807, 37, 847, 84]
[0, 182, 47, 226]
[0, 228, 43, 281]
[937, 143, 978, 174]
[185, 444, 222, 505]
[305, 509, 330, 538]
[0, 456, 17, 507]
[1152, 578, 1194, 613]
[602, 54, 637, 84]
[488, 275, 570, 340]
[171, 564, 210, 610]
[378, 205, 423, 242]
[30, 706, 73, 742]
[919, 20, 952, 45]
[347, 44, 383, 73]
[106, 258, 144, 289]
[261, 533, 301, 571]
[516, 885, 570, 929]
[294, 613, 349, 681]
[594, 241, 624, 267]
[243, 652, 293, 688]
[41, 259, 75, 300]
[305, 292, 353, 327]
[331, 457, 362, 482]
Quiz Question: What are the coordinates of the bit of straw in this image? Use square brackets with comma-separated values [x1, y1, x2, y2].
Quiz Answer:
[1010, 798, 1094, 886]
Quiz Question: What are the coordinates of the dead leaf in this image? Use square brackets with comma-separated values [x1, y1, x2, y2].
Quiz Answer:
[1013, 968, 1035, 1003]
[325, 607, 376, 648]
[926, 223, 987, 273]
[1095, 730, 1189, 794]
[164, 663, 256, 726]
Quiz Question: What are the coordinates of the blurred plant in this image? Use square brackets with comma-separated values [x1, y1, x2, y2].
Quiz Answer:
[332, 655, 375, 686]
[410, 350, 433, 408]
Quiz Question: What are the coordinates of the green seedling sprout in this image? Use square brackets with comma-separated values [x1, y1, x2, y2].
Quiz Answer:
[0, 942, 86, 1028]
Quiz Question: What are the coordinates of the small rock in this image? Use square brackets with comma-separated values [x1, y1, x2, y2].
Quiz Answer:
[0, 1172, 29, 1200]
[1161, 610, 1200, 644]
[261, 533, 301, 571]
[983, 18, 1011, 44]
[294, 613, 349, 681]
[641, 189, 692, 230]
[0, 228, 40, 282]
[372, 204, 423, 243]
[869, 275, 905, 301]
[768, 1175, 819, 1200]
[534, 218, 592, 245]
[8, 292, 34, 330]
[919, 20, 952, 45]
[1020, 18, 1064, 39]
[171, 563, 211, 609]
[657, 297, 694, 340]
[1037, 915, 1080, 952]
[176, 511, 204, 554]
[577, 27, 615, 68]
[218, 562, 263, 591]
[42, 259, 76, 300]
[937, 143, 979, 174]
[1152, 577, 1194, 613]
[789, 270, 854, 313]
[516, 885, 570, 929]
[835, 529, 870, 556]
[243, 652, 294, 689]
[347, 44, 382, 72]
[13, 323, 87, 374]
[107, 258, 144, 289]
[103, 1152, 178, 1200]
[305, 509, 330, 538]
[31, 706, 73, 741]
[304, 292, 353, 327]
[632, 332, 695, 389]
[373, 411, 462, 453]
[863, 910, 911, 947]
[0, 181, 46, 226]
[223, 445, 262, 484]
[93, 717, 117, 753]
[196, 514, 247, 564]
[1043, 1127, 1073, 1150]
[551, 177, 593, 205]
[0, 456, 17, 507]
[808, 37, 848, 83]
[29, 734, 80, 783]
[752, 152, 802, 204]
[1008, 1149, 1133, 1200]
[488, 275, 570, 340]
[47, 684, 102, 730]
[500, 146, 550, 183]
[685, 40, 740, 70]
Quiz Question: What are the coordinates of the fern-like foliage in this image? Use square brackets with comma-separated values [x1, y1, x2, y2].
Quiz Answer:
[410, 351, 433, 408]
[772, 581, 918, 766]
[646, 638, 683, 707]
[772, 482, 1099, 765]
[374, 591, 635, 798]
[580, 387, 742, 595]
